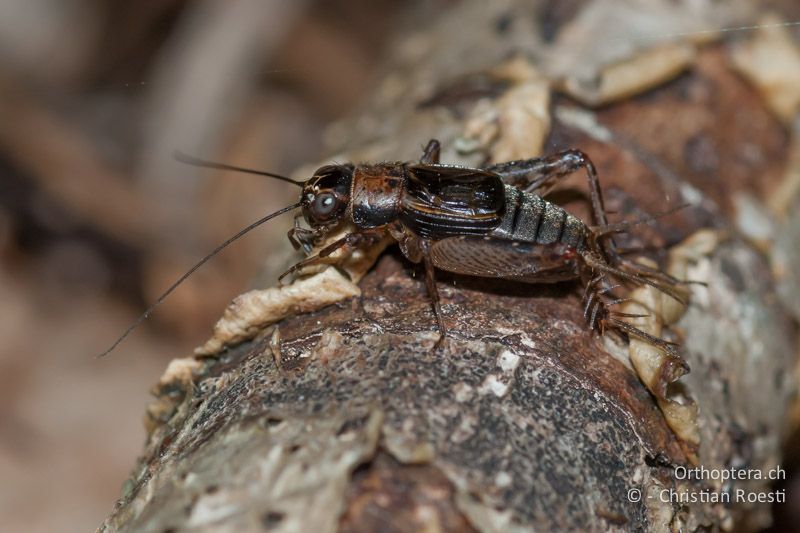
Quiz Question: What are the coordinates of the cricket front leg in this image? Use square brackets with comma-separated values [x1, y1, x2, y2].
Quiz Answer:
[279, 231, 382, 282]
[287, 214, 319, 254]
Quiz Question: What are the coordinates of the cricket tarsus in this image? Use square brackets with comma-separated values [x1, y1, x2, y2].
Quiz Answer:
[96, 202, 300, 358]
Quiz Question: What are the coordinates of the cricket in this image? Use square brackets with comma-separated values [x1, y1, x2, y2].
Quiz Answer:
[99, 138, 689, 357]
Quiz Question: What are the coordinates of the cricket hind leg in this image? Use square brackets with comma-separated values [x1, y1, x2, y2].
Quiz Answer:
[581, 269, 682, 358]
[420, 139, 441, 164]
[589, 203, 705, 288]
[581, 249, 687, 305]
[487, 150, 619, 261]
[486, 150, 610, 226]
[581, 274, 641, 331]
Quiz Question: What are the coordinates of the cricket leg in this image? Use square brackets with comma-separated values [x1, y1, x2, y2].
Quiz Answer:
[579, 266, 678, 357]
[580, 249, 687, 306]
[420, 139, 441, 164]
[287, 213, 319, 254]
[278, 231, 380, 282]
[420, 239, 447, 348]
[486, 150, 611, 228]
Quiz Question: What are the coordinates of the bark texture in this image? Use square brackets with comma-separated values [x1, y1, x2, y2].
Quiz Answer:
[102, 1, 800, 531]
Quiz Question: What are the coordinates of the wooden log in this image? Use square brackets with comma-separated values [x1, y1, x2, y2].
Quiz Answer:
[101, 2, 799, 531]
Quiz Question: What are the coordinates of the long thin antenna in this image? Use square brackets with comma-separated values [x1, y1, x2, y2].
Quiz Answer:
[607, 20, 800, 45]
[97, 201, 302, 358]
[174, 151, 304, 187]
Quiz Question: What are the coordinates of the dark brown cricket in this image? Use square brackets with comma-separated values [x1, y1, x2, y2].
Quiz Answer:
[281, 139, 688, 352]
[100, 139, 689, 359]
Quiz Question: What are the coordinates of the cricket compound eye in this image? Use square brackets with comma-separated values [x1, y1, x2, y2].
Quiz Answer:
[301, 164, 354, 226]
[313, 192, 338, 218]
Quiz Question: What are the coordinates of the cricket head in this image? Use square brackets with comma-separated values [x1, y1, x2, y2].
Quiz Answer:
[301, 164, 354, 228]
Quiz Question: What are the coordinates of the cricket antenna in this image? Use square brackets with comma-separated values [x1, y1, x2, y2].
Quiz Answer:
[174, 151, 304, 187]
[96, 201, 302, 358]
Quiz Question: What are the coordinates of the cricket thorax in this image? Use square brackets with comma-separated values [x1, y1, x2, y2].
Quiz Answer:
[350, 164, 406, 228]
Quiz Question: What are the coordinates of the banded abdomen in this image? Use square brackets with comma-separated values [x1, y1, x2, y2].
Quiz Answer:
[491, 186, 587, 249]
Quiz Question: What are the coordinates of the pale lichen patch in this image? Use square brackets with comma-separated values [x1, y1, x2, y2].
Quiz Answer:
[478, 374, 510, 398]
[452, 382, 474, 403]
[311, 329, 346, 365]
[450, 414, 478, 444]
[494, 471, 513, 489]
[497, 349, 520, 373]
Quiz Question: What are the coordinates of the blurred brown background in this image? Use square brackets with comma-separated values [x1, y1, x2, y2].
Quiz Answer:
[0, 1, 424, 530]
[2, 1, 800, 532]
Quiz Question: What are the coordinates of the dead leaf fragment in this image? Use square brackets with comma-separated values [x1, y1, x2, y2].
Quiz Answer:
[463, 58, 551, 161]
[621, 230, 722, 459]
[560, 41, 696, 106]
[767, 128, 800, 217]
[157, 356, 203, 387]
[194, 222, 390, 357]
[731, 14, 800, 124]
[195, 268, 361, 355]
[312, 329, 346, 365]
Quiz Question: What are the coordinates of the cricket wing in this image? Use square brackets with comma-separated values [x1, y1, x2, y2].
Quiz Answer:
[429, 236, 580, 283]
[400, 164, 506, 238]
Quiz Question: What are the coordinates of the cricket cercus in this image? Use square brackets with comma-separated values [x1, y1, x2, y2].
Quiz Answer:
[100, 139, 690, 359]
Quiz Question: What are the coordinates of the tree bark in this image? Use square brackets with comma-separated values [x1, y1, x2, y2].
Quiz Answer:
[101, 1, 799, 531]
